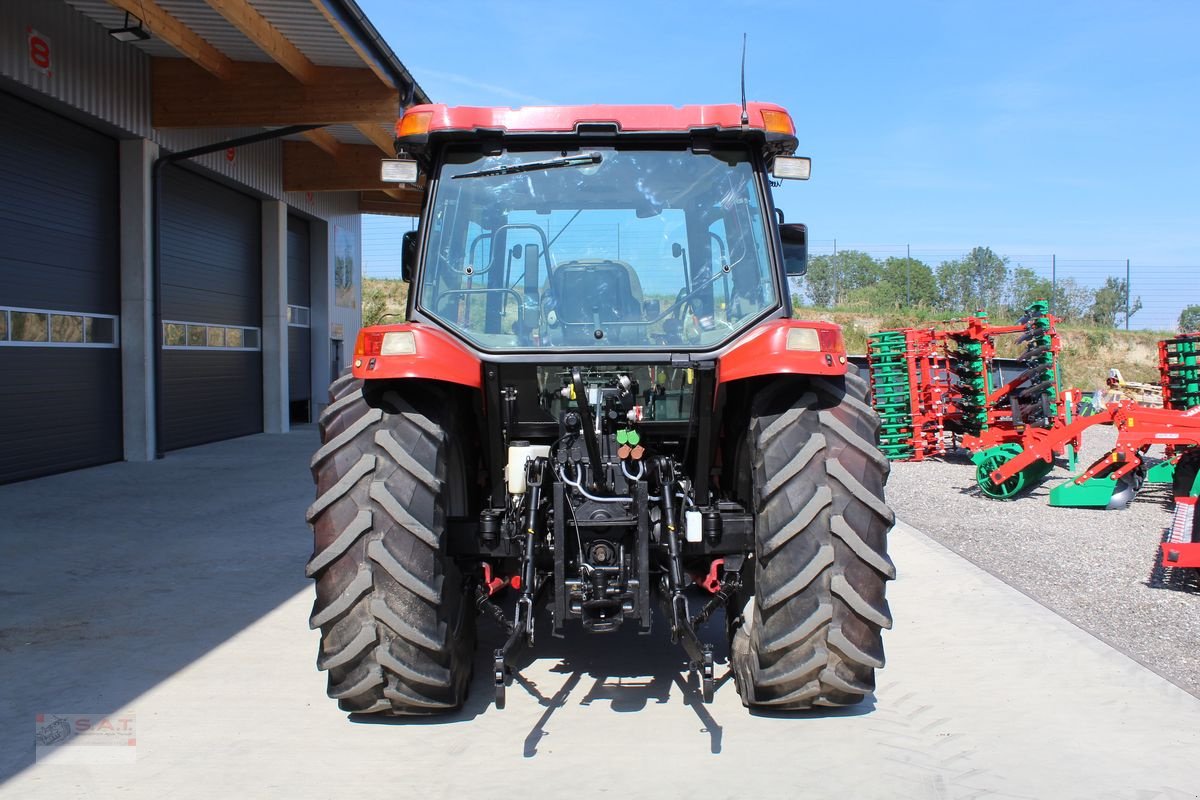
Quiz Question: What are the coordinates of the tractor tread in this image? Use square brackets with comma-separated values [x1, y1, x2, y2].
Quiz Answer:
[308, 564, 371, 629]
[375, 429, 441, 492]
[311, 407, 384, 468]
[305, 509, 372, 577]
[367, 538, 443, 604]
[759, 486, 832, 559]
[306, 455, 375, 521]
[318, 621, 377, 671]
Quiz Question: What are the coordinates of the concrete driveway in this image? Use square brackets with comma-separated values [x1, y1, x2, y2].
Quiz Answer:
[1, 430, 1198, 799]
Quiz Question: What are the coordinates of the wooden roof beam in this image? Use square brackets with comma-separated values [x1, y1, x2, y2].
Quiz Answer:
[302, 129, 341, 158]
[359, 191, 422, 217]
[106, 0, 234, 79]
[353, 123, 396, 156]
[202, 0, 317, 84]
[152, 59, 398, 127]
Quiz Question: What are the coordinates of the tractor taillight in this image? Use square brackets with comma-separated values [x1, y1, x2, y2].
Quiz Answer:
[355, 330, 385, 357]
[817, 327, 844, 353]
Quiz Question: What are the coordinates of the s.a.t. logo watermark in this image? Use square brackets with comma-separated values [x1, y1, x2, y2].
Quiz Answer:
[35, 713, 136, 764]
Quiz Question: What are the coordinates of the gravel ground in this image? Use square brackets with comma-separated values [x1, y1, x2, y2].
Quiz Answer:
[885, 423, 1200, 697]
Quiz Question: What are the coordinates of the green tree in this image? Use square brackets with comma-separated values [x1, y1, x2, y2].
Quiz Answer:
[1180, 304, 1200, 332]
[1052, 278, 1095, 323]
[935, 246, 1009, 313]
[836, 250, 882, 298]
[845, 257, 937, 310]
[801, 254, 838, 306]
[1008, 266, 1052, 314]
[800, 250, 879, 306]
[1088, 276, 1142, 327]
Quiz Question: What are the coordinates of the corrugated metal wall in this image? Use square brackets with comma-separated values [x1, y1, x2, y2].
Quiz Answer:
[0, 0, 151, 137]
[156, 128, 287, 200]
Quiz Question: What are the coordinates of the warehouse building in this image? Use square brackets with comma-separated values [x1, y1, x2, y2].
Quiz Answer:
[0, 0, 424, 483]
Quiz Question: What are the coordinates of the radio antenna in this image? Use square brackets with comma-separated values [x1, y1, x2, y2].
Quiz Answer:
[740, 33, 749, 125]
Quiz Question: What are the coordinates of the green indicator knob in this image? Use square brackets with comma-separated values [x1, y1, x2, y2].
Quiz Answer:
[627, 430, 641, 446]
[616, 429, 629, 445]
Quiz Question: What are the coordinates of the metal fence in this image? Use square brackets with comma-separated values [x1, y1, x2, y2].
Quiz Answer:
[799, 241, 1196, 332]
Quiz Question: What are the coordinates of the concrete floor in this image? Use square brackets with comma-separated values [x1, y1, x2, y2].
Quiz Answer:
[1, 429, 1199, 799]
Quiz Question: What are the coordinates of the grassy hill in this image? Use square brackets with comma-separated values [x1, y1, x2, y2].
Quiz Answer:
[362, 278, 1167, 393]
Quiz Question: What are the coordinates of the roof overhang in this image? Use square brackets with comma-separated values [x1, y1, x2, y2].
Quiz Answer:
[65, 0, 429, 213]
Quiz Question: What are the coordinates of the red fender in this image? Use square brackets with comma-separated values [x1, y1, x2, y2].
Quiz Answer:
[352, 323, 482, 389]
[717, 319, 848, 384]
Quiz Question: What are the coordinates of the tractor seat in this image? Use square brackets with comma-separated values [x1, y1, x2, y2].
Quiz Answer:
[549, 259, 644, 325]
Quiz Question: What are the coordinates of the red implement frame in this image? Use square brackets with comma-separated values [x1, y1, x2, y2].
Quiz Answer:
[906, 328, 949, 460]
[985, 401, 1200, 489]
[1162, 498, 1200, 568]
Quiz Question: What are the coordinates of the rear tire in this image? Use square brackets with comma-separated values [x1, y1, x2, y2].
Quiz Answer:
[306, 372, 475, 714]
[732, 368, 896, 708]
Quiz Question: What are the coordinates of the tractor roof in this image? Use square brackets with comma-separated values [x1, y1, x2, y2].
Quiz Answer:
[394, 102, 798, 154]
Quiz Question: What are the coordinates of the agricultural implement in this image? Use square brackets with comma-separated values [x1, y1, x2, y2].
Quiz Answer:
[974, 331, 1200, 506]
[304, 102, 896, 715]
[867, 301, 1073, 480]
[977, 397, 1200, 571]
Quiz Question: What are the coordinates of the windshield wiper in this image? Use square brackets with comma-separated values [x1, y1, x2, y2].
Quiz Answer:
[452, 152, 601, 180]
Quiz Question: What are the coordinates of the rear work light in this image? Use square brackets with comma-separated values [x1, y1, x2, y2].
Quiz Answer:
[380, 159, 419, 184]
[772, 156, 811, 181]
[786, 327, 820, 351]
[381, 331, 416, 355]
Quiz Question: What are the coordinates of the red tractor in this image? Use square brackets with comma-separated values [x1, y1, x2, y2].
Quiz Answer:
[305, 102, 895, 714]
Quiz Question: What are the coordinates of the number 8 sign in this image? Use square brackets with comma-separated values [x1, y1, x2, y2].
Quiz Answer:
[27, 28, 52, 77]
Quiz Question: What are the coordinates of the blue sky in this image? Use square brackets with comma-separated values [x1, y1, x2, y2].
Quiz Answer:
[358, 1, 1200, 329]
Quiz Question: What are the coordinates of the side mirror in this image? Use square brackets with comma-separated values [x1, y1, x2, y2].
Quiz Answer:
[643, 299, 661, 319]
[401, 230, 418, 282]
[779, 223, 807, 276]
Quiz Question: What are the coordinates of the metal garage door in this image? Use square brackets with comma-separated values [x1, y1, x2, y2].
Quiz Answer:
[287, 214, 311, 423]
[0, 92, 121, 484]
[160, 166, 262, 451]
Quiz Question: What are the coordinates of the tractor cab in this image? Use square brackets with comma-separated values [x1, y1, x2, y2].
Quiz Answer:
[390, 103, 810, 353]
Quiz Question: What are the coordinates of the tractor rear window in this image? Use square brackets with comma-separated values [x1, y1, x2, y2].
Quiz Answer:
[419, 146, 778, 350]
